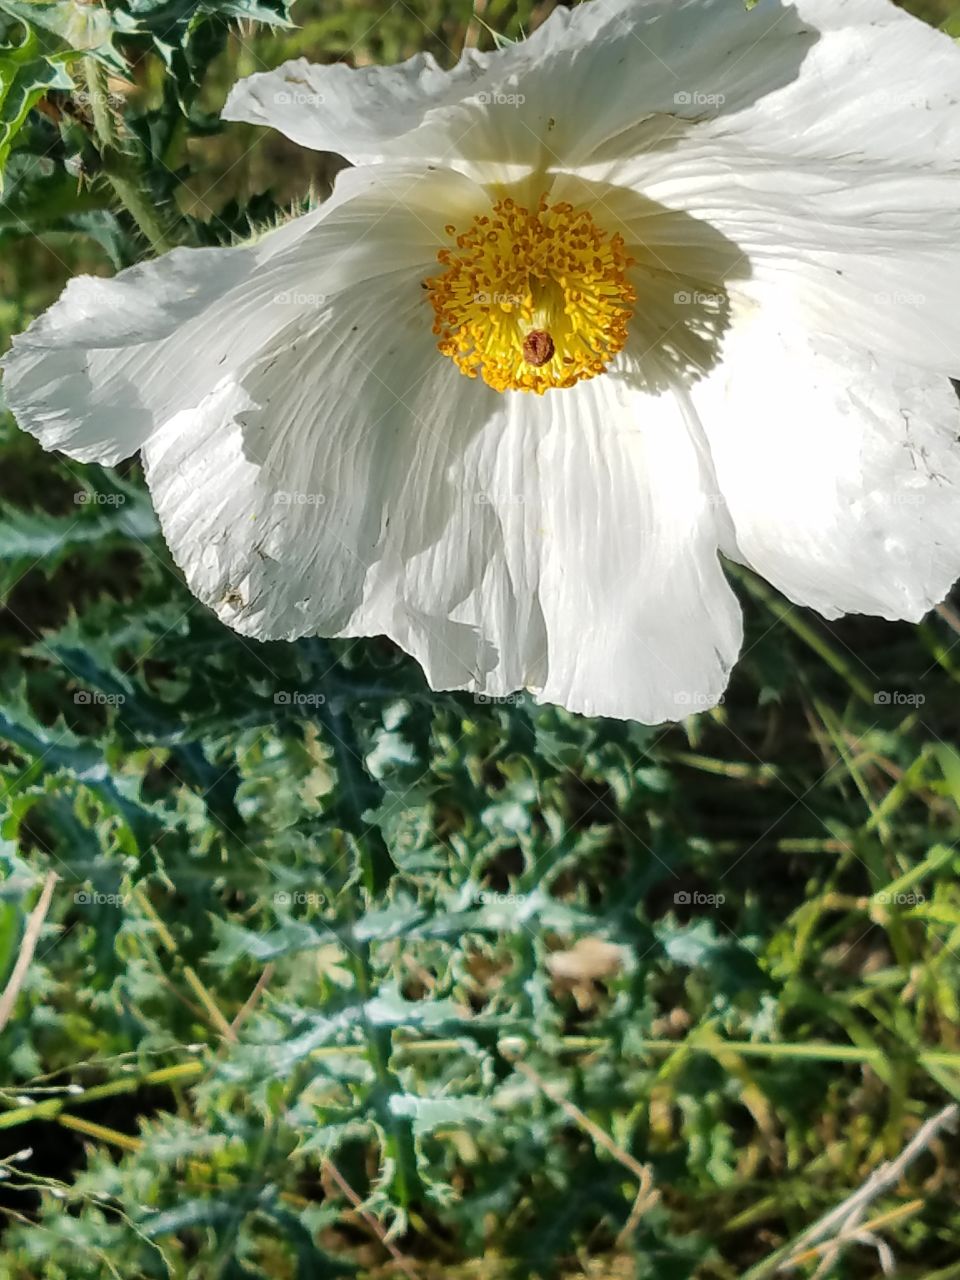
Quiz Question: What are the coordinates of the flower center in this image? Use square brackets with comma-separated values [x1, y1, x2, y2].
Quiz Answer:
[425, 195, 637, 394]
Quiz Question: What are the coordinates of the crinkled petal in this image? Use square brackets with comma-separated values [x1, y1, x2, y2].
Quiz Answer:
[1, 164, 484, 463]
[222, 0, 814, 184]
[222, 50, 490, 162]
[1, 247, 251, 465]
[522, 370, 743, 722]
[692, 300, 960, 622]
[144, 267, 741, 722]
[581, 0, 960, 375]
[344, 364, 744, 724]
[140, 272, 470, 646]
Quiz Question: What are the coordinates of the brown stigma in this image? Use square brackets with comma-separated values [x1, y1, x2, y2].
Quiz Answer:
[522, 329, 555, 367]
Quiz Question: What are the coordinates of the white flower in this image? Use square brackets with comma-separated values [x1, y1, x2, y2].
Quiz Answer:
[5, 0, 960, 723]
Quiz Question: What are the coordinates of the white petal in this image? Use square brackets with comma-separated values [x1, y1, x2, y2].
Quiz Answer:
[141, 275, 459, 644]
[146, 248, 741, 724]
[221, 50, 491, 163]
[1, 164, 483, 465]
[340, 366, 744, 725]
[582, 0, 960, 375]
[1, 248, 250, 464]
[523, 371, 743, 722]
[692, 299, 960, 622]
[221, 0, 811, 184]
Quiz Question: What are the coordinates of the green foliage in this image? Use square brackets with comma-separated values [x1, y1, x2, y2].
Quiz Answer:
[0, 0, 129, 69]
[0, 20, 71, 188]
[1, 2, 960, 1279]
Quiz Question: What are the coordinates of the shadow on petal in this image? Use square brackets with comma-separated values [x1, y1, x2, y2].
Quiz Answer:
[544, 175, 752, 394]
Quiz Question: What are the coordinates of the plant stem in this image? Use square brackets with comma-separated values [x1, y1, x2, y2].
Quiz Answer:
[82, 57, 178, 255]
[134, 888, 236, 1040]
[348, 938, 418, 1207]
[3, 1037, 960, 1132]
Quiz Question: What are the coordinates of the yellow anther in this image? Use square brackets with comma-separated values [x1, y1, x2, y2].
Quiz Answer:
[424, 195, 636, 394]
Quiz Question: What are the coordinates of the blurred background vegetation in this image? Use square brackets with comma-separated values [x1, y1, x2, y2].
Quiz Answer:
[3, 0, 960, 1277]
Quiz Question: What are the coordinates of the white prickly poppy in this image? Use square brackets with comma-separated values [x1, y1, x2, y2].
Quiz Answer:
[6, 0, 960, 722]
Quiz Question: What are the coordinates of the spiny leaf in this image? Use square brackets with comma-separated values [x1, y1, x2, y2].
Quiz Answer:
[0, 489, 158, 597]
[0, 0, 132, 59]
[0, 695, 166, 854]
[387, 1091, 492, 1136]
[0, 20, 71, 188]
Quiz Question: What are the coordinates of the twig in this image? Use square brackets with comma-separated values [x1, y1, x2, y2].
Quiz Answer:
[502, 1047, 659, 1244]
[785, 1103, 956, 1264]
[789, 1200, 923, 1276]
[463, 0, 488, 48]
[321, 1159, 422, 1280]
[0, 872, 58, 1035]
[57, 1113, 142, 1154]
[230, 963, 275, 1037]
[745, 1102, 958, 1279]
[936, 602, 960, 637]
[134, 888, 235, 1042]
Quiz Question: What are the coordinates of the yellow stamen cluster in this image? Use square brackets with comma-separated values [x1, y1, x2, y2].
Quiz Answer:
[424, 195, 637, 394]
